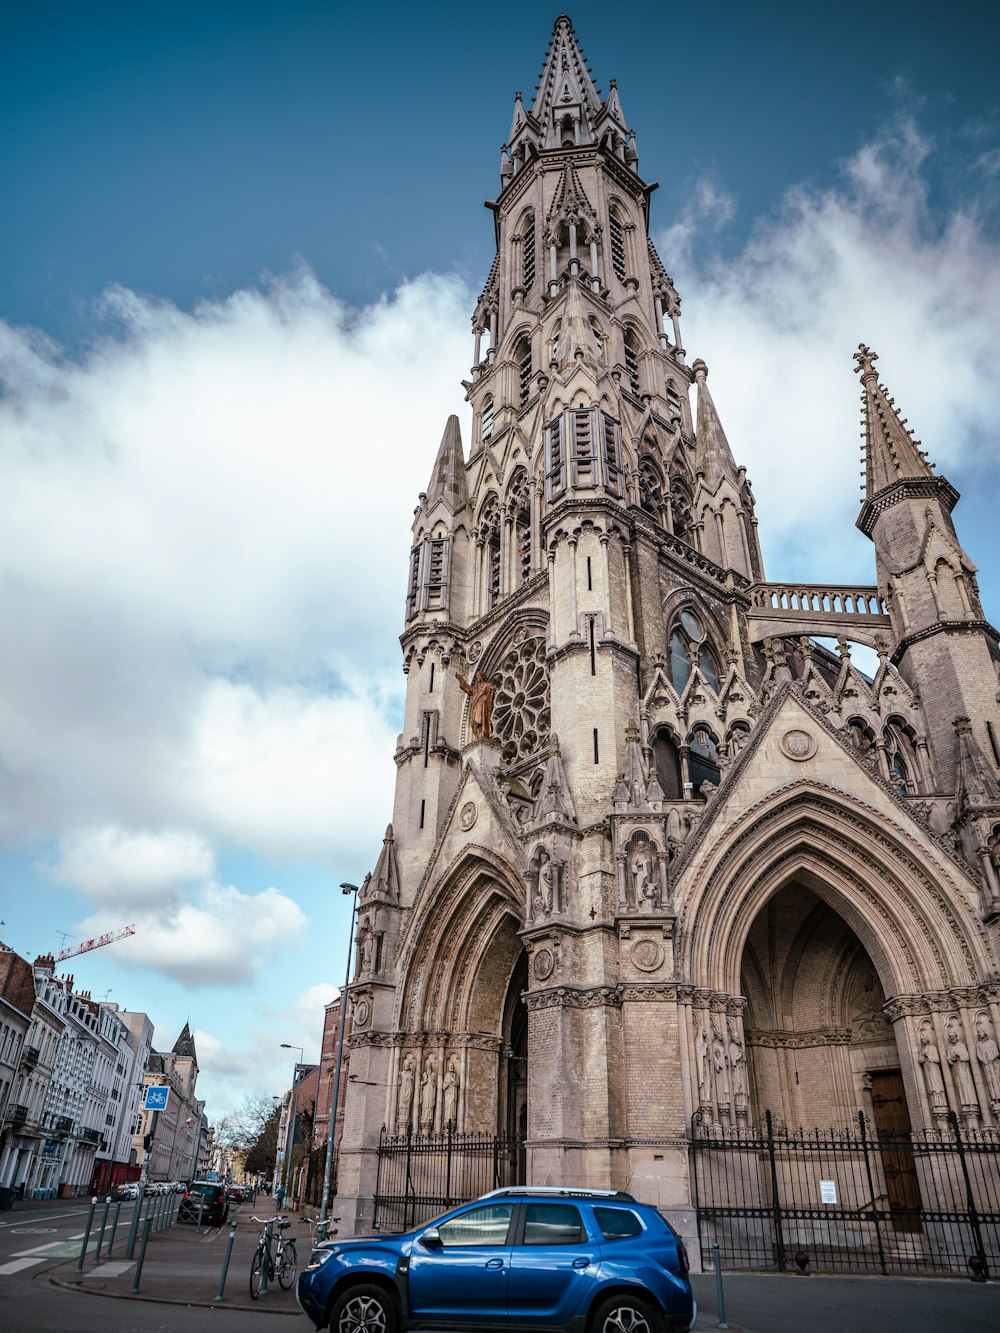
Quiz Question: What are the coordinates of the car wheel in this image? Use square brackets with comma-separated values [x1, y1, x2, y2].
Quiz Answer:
[329, 1281, 398, 1333]
[278, 1240, 297, 1289]
[591, 1293, 663, 1333]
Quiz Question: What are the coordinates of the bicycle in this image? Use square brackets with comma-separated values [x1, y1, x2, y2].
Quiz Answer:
[249, 1215, 296, 1298]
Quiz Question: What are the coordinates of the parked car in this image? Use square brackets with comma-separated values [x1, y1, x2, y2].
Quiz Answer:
[296, 1186, 695, 1333]
[112, 1182, 139, 1201]
[178, 1180, 230, 1226]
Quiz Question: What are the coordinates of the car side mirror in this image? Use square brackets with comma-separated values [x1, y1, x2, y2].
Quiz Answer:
[419, 1227, 444, 1249]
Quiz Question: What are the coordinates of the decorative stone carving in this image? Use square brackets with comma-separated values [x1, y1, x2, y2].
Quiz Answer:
[946, 1017, 978, 1111]
[491, 636, 550, 764]
[630, 939, 664, 972]
[419, 1055, 438, 1135]
[397, 1054, 416, 1133]
[456, 671, 495, 740]
[695, 1021, 712, 1105]
[780, 728, 817, 761]
[918, 1024, 947, 1115]
[975, 1013, 1000, 1106]
[467, 640, 483, 663]
[442, 1059, 460, 1129]
[352, 997, 371, 1029]
[533, 947, 555, 981]
[459, 801, 478, 831]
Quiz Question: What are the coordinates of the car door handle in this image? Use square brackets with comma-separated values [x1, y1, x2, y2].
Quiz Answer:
[484, 1257, 505, 1269]
[572, 1257, 591, 1268]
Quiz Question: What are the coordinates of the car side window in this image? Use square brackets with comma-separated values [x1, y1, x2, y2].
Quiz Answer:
[522, 1203, 585, 1245]
[437, 1203, 513, 1247]
[593, 1207, 643, 1240]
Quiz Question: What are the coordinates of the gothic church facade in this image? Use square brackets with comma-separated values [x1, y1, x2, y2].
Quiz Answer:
[335, 16, 1000, 1237]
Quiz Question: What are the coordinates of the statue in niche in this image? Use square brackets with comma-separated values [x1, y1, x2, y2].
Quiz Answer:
[695, 1022, 712, 1105]
[946, 1022, 978, 1107]
[629, 845, 656, 908]
[975, 1014, 1000, 1104]
[443, 1060, 460, 1129]
[419, 1056, 438, 1135]
[712, 1027, 731, 1105]
[728, 1026, 748, 1100]
[539, 858, 555, 913]
[397, 1055, 416, 1134]
[358, 928, 372, 975]
[918, 1026, 947, 1113]
[456, 670, 495, 740]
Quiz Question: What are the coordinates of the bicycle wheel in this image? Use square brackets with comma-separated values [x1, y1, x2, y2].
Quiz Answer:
[250, 1248, 265, 1300]
[278, 1239, 297, 1289]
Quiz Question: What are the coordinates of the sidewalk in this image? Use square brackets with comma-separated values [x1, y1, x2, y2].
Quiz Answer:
[47, 1201, 306, 1314]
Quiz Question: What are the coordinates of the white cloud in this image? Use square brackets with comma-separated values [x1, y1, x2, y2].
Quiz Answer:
[45, 826, 214, 907]
[0, 269, 473, 858]
[661, 115, 1000, 594]
[75, 881, 307, 986]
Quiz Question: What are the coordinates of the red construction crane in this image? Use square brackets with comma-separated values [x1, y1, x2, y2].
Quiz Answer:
[55, 924, 136, 962]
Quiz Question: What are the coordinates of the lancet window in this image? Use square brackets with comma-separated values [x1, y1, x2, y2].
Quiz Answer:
[623, 328, 641, 397]
[884, 719, 919, 796]
[609, 206, 626, 281]
[668, 609, 720, 694]
[507, 468, 532, 584]
[689, 726, 721, 793]
[521, 215, 536, 290]
[638, 455, 665, 520]
[481, 396, 494, 443]
[479, 494, 502, 610]
[651, 727, 683, 801]
[516, 336, 532, 407]
[406, 534, 451, 619]
[545, 408, 623, 500]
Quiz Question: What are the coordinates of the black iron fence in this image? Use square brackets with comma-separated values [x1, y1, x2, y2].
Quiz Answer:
[373, 1125, 524, 1232]
[692, 1109, 1000, 1277]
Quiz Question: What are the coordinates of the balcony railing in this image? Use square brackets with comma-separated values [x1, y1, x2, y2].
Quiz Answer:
[53, 1115, 75, 1136]
[81, 1127, 102, 1145]
[4, 1104, 28, 1124]
[21, 1045, 40, 1066]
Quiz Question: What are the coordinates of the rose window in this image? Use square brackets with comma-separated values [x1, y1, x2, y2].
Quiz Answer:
[491, 636, 550, 763]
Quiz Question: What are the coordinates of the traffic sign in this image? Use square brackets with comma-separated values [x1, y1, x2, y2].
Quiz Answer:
[143, 1085, 170, 1111]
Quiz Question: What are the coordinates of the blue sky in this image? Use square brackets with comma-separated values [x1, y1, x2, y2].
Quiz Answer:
[2, 2, 999, 1121]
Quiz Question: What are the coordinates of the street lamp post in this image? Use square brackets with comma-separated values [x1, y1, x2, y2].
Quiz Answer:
[319, 881, 360, 1240]
[280, 1043, 304, 1207]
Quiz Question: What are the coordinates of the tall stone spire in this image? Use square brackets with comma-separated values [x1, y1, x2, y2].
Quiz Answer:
[692, 359, 740, 489]
[530, 15, 604, 149]
[855, 344, 957, 528]
[423, 415, 468, 515]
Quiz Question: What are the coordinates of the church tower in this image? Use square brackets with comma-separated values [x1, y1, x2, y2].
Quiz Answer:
[334, 17, 1000, 1258]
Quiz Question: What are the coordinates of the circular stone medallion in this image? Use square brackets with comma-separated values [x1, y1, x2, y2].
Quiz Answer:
[780, 728, 817, 761]
[630, 939, 664, 972]
[467, 640, 483, 663]
[352, 998, 371, 1028]
[459, 801, 478, 831]
[533, 948, 555, 981]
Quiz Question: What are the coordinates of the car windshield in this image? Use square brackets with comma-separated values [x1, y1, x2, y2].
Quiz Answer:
[189, 1184, 219, 1197]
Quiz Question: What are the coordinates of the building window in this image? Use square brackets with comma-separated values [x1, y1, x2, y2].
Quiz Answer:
[666, 381, 682, 423]
[570, 409, 596, 486]
[480, 495, 501, 609]
[884, 720, 919, 796]
[668, 609, 720, 693]
[590, 317, 605, 356]
[609, 208, 626, 281]
[522, 218, 536, 289]
[406, 536, 450, 618]
[601, 412, 624, 497]
[482, 397, 494, 442]
[623, 329, 640, 396]
[516, 337, 532, 406]
[545, 416, 566, 500]
[689, 726, 721, 794]
[651, 728, 683, 800]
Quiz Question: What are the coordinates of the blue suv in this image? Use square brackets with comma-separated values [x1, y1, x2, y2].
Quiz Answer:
[296, 1187, 695, 1333]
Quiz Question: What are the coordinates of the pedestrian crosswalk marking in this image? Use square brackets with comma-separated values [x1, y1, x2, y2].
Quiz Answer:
[0, 1256, 46, 1274]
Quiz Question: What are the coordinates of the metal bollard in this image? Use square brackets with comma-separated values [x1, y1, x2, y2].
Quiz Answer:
[712, 1240, 729, 1330]
[108, 1200, 123, 1254]
[124, 1191, 142, 1259]
[214, 1220, 238, 1301]
[130, 1217, 153, 1294]
[77, 1197, 98, 1271]
[93, 1196, 112, 1266]
[197, 1196, 206, 1234]
[259, 1219, 273, 1296]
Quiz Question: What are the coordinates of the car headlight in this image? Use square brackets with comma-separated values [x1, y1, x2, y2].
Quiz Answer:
[306, 1248, 336, 1269]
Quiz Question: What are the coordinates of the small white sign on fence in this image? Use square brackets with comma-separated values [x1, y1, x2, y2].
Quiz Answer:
[819, 1179, 838, 1204]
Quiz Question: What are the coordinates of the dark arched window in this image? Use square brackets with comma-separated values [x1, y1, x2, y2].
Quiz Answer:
[515, 336, 532, 407]
[689, 726, 721, 794]
[481, 396, 494, 443]
[609, 207, 626, 280]
[521, 215, 536, 290]
[884, 720, 919, 796]
[623, 328, 641, 396]
[651, 729, 683, 801]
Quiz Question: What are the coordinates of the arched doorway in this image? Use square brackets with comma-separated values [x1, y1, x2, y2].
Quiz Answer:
[741, 881, 911, 1133]
[500, 951, 528, 1181]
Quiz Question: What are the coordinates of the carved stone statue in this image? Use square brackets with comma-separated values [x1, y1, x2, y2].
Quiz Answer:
[712, 1028, 731, 1105]
[539, 858, 555, 913]
[696, 1022, 712, 1104]
[443, 1060, 460, 1129]
[630, 847, 655, 907]
[728, 1028, 748, 1099]
[456, 670, 495, 740]
[975, 1014, 1000, 1104]
[397, 1055, 415, 1133]
[918, 1026, 947, 1113]
[947, 1022, 978, 1107]
[419, 1056, 438, 1134]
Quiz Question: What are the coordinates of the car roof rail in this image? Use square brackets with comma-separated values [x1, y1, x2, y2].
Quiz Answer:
[477, 1186, 638, 1202]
